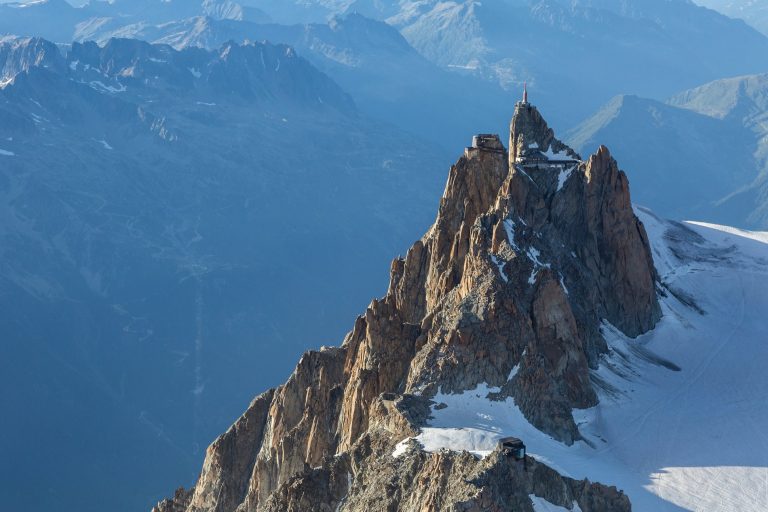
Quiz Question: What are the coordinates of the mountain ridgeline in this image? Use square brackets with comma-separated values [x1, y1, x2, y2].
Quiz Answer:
[4, 0, 768, 149]
[567, 73, 768, 229]
[154, 98, 660, 512]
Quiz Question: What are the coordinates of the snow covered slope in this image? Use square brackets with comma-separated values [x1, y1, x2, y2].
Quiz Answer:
[395, 207, 768, 511]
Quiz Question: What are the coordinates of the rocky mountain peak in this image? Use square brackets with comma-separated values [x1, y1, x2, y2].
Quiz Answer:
[509, 95, 581, 166]
[0, 36, 357, 114]
[153, 99, 659, 512]
[0, 37, 65, 84]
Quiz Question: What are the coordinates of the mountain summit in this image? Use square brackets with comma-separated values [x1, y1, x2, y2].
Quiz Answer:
[153, 97, 661, 512]
[509, 90, 581, 165]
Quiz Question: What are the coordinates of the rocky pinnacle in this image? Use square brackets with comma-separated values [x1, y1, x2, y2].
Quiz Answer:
[153, 100, 659, 512]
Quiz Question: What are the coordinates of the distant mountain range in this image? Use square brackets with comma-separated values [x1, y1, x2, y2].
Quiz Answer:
[0, 1, 521, 151]
[695, 0, 768, 36]
[3, 0, 768, 135]
[383, 0, 768, 123]
[68, 12, 516, 151]
[0, 35, 447, 512]
[202, 0, 768, 124]
[567, 73, 768, 229]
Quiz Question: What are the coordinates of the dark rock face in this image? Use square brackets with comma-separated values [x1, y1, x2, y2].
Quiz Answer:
[188, 390, 275, 512]
[154, 101, 658, 511]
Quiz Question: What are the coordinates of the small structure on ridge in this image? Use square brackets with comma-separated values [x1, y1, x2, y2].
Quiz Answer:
[465, 133, 505, 157]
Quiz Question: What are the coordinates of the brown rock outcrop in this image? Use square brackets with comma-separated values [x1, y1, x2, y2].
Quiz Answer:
[154, 102, 659, 512]
[583, 146, 660, 336]
[185, 390, 275, 512]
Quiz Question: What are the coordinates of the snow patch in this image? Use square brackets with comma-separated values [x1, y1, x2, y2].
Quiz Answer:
[96, 139, 113, 150]
[527, 247, 550, 268]
[687, 220, 768, 246]
[530, 495, 582, 512]
[447, 62, 480, 70]
[392, 438, 411, 458]
[504, 219, 520, 251]
[401, 383, 531, 459]
[515, 165, 535, 182]
[89, 80, 126, 93]
[416, 427, 500, 458]
[490, 254, 508, 283]
[508, 352, 524, 380]
[543, 146, 574, 161]
[557, 165, 576, 191]
[526, 246, 551, 285]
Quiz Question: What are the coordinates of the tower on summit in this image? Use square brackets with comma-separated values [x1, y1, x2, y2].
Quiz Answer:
[509, 90, 582, 167]
[516, 82, 531, 109]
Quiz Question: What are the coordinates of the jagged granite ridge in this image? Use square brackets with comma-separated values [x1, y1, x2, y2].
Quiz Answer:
[154, 100, 660, 512]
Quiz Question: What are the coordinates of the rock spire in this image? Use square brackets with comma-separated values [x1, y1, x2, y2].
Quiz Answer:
[153, 100, 660, 512]
[509, 97, 581, 166]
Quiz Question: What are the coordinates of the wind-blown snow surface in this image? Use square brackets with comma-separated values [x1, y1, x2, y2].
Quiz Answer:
[395, 207, 768, 511]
